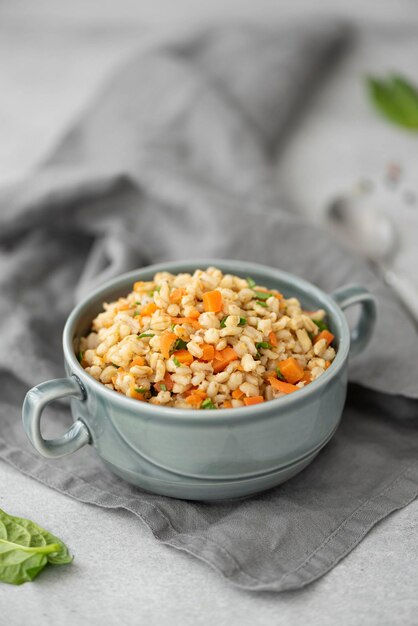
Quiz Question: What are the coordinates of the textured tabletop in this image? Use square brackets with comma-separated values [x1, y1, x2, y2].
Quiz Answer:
[1, 1, 417, 623]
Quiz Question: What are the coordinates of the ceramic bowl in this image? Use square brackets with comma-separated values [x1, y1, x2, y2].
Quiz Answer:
[22, 259, 376, 500]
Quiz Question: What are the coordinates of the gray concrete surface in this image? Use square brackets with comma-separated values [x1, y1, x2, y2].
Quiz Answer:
[1, 1, 417, 623]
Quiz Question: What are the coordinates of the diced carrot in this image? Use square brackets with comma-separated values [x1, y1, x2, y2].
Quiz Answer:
[186, 390, 207, 406]
[244, 396, 265, 406]
[160, 331, 178, 359]
[116, 303, 131, 311]
[269, 331, 278, 347]
[212, 347, 238, 373]
[325, 360, 331, 370]
[133, 281, 145, 291]
[236, 364, 245, 372]
[185, 388, 206, 399]
[267, 377, 298, 394]
[173, 349, 194, 366]
[171, 317, 201, 329]
[222, 400, 233, 409]
[141, 302, 158, 316]
[202, 290, 223, 313]
[130, 356, 145, 367]
[155, 372, 174, 392]
[188, 308, 200, 319]
[313, 330, 334, 347]
[130, 387, 146, 401]
[278, 357, 304, 384]
[169, 288, 186, 304]
[200, 343, 215, 362]
[301, 370, 312, 384]
[232, 389, 244, 399]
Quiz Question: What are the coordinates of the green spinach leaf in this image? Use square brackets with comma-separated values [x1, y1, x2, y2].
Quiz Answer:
[0, 509, 72, 585]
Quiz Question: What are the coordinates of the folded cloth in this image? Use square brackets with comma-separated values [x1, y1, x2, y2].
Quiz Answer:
[1, 22, 418, 592]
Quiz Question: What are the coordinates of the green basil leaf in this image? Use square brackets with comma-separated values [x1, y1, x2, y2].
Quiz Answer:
[172, 338, 188, 351]
[253, 290, 270, 301]
[313, 319, 328, 332]
[367, 74, 418, 131]
[256, 342, 272, 350]
[0, 508, 72, 585]
[201, 398, 217, 410]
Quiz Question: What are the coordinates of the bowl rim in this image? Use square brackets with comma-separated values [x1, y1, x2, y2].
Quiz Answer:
[63, 258, 350, 424]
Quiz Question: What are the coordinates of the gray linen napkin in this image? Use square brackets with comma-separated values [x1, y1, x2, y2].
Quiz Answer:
[1, 23, 418, 592]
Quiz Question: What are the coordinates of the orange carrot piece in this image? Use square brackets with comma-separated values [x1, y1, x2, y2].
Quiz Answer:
[200, 343, 215, 362]
[212, 347, 238, 373]
[268, 331, 278, 347]
[188, 308, 200, 319]
[236, 364, 245, 372]
[169, 288, 186, 304]
[133, 281, 146, 291]
[301, 370, 312, 384]
[222, 400, 233, 408]
[202, 290, 223, 313]
[116, 303, 131, 311]
[279, 357, 304, 384]
[232, 389, 244, 400]
[131, 388, 146, 401]
[130, 356, 145, 367]
[171, 317, 201, 329]
[141, 302, 158, 316]
[268, 377, 298, 394]
[244, 396, 265, 406]
[160, 331, 178, 359]
[186, 390, 207, 406]
[155, 372, 174, 392]
[314, 330, 335, 347]
[173, 349, 194, 366]
[325, 360, 331, 370]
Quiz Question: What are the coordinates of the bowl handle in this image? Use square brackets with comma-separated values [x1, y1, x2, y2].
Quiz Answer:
[22, 376, 90, 459]
[331, 285, 377, 357]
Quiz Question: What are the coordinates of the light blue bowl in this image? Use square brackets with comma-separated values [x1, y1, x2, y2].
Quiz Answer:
[22, 259, 376, 500]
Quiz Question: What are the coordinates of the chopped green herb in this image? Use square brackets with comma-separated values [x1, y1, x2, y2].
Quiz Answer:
[171, 323, 176, 330]
[220, 316, 228, 328]
[134, 387, 147, 394]
[201, 398, 217, 410]
[246, 277, 256, 288]
[256, 300, 268, 308]
[133, 310, 141, 316]
[253, 290, 270, 301]
[160, 384, 167, 392]
[313, 319, 329, 332]
[173, 356, 181, 367]
[238, 317, 247, 326]
[111, 363, 120, 368]
[172, 338, 188, 351]
[148, 286, 161, 296]
[308, 331, 314, 341]
[138, 332, 155, 338]
[276, 367, 285, 381]
[77, 350, 84, 363]
[256, 341, 272, 350]
[135, 301, 141, 305]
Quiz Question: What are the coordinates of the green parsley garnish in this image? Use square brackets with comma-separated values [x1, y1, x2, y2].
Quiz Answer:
[138, 332, 155, 338]
[148, 286, 161, 296]
[253, 290, 270, 301]
[135, 301, 141, 305]
[256, 300, 268, 308]
[246, 277, 256, 288]
[133, 310, 141, 316]
[256, 341, 272, 350]
[313, 319, 329, 332]
[77, 350, 84, 363]
[134, 387, 147, 394]
[276, 367, 285, 381]
[201, 398, 217, 410]
[171, 323, 176, 330]
[220, 316, 228, 328]
[172, 338, 188, 351]
[238, 317, 247, 326]
[160, 383, 167, 391]
[173, 356, 181, 367]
